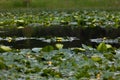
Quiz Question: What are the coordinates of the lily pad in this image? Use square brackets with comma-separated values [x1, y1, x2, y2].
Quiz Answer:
[0, 45, 12, 52]
[55, 43, 63, 49]
[91, 54, 102, 62]
[97, 42, 107, 52]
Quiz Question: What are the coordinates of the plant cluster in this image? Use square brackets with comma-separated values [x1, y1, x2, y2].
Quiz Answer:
[0, 9, 120, 80]
[0, 43, 120, 80]
[0, 10, 120, 29]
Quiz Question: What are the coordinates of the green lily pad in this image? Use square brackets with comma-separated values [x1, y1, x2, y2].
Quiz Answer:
[97, 42, 107, 52]
[0, 45, 12, 52]
[42, 45, 54, 52]
[55, 43, 63, 49]
[91, 54, 102, 62]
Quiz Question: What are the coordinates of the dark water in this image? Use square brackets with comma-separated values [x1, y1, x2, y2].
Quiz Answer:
[0, 37, 82, 49]
[0, 37, 119, 49]
[0, 26, 120, 49]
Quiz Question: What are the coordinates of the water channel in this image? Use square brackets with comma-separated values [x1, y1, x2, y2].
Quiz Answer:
[0, 26, 120, 49]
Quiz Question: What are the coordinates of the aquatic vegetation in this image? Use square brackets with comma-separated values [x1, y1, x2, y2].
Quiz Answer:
[0, 43, 120, 79]
[0, 10, 120, 29]
[0, 9, 120, 79]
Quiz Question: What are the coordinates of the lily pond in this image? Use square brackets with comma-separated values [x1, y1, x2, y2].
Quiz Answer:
[0, 9, 120, 80]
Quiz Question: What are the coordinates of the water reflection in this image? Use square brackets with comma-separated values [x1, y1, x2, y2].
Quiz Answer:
[0, 37, 81, 49]
[0, 36, 119, 49]
[90, 37, 120, 48]
[90, 37, 120, 44]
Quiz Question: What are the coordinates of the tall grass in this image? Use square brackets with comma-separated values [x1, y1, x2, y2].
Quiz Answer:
[0, 0, 120, 9]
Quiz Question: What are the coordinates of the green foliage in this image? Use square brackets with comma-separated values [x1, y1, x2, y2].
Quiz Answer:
[91, 54, 102, 62]
[0, 45, 12, 52]
[97, 42, 114, 52]
[1, 10, 120, 29]
[97, 42, 107, 52]
[55, 43, 63, 49]
[0, 8, 120, 80]
[1, 11, 120, 45]
[0, 44, 120, 79]
[0, 57, 6, 69]
[41, 45, 54, 52]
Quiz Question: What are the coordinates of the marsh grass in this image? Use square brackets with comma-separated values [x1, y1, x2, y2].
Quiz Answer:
[0, 0, 120, 9]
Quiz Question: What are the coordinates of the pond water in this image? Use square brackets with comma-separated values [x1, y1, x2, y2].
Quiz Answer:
[0, 36, 119, 49]
[0, 26, 120, 49]
[0, 37, 81, 49]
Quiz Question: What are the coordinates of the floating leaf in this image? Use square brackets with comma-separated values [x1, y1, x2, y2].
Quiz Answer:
[32, 48, 42, 53]
[42, 45, 54, 52]
[0, 45, 12, 52]
[91, 54, 102, 62]
[55, 43, 63, 49]
[0, 61, 6, 69]
[97, 42, 107, 52]
[71, 47, 85, 53]
[103, 72, 114, 79]
[106, 44, 112, 49]
[104, 53, 114, 60]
